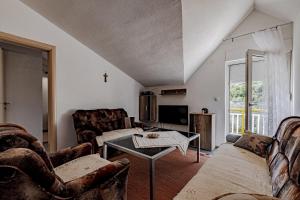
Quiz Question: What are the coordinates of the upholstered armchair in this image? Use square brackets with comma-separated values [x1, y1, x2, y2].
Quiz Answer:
[0, 123, 130, 200]
[72, 108, 129, 152]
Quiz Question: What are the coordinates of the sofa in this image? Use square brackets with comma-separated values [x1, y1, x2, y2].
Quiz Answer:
[174, 116, 300, 200]
[72, 108, 141, 152]
[0, 123, 130, 200]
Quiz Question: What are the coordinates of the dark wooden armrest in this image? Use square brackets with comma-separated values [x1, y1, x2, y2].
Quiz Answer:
[49, 143, 92, 167]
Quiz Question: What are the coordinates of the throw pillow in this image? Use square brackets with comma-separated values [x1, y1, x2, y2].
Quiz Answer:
[226, 134, 241, 143]
[124, 117, 132, 129]
[212, 193, 279, 200]
[234, 134, 273, 158]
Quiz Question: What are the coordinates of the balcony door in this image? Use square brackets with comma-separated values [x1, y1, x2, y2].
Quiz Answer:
[246, 50, 266, 134]
[227, 50, 267, 135]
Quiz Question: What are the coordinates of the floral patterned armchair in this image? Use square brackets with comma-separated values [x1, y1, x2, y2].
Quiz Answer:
[0, 123, 130, 200]
[72, 108, 129, 152]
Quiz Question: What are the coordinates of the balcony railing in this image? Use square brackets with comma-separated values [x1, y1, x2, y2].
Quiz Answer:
[229, 108, 266, 135]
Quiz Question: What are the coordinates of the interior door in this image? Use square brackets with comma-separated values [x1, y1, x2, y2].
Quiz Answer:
[246, 49, 266, 134]
[4, 50, 43, 141]
[0, 48, 5, 122]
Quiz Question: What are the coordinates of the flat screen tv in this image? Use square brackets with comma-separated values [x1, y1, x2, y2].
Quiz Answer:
[158, 105, 188, 125]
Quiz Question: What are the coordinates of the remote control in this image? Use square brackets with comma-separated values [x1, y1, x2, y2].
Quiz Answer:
[134, 134, 143, 137]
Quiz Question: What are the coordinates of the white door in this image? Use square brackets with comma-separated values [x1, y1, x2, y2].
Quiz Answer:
[228, 61, 246, 134]
[0, 48, 4, 122]
[246, 50, 266, 135]
[227, 54, 266, 135]
[4, 50, 43, 141]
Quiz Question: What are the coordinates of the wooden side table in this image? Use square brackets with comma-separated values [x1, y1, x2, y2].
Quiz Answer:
[190, 113, 216, 151]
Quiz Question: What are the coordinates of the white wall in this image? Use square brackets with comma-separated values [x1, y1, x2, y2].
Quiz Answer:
[0, 0, 143, 149]
[147, 10, 293, 146]
[293, 16, 300, 115]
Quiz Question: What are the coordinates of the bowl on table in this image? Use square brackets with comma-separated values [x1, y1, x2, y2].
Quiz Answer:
[147, 133, 159, 139]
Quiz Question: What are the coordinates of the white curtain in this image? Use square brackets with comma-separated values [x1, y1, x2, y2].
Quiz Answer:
[252, 27, 290, 136]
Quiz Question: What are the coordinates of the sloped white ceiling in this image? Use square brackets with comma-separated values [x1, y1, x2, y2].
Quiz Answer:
[21, 0, 184, 86]
[255, 0, 300, 21]
[182, 0, 254, 82]
[21, 0, 254, 86]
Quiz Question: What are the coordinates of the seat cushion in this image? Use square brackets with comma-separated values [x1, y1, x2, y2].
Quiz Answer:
[54, 154, 110, 183]
[96, 128, 143, 146]
[174, 143, 272, 200]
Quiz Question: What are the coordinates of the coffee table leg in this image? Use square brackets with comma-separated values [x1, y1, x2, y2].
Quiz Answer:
[103, 144, 107, 159]
[149, 160, 155, 200]
[197, 136, 200, 163]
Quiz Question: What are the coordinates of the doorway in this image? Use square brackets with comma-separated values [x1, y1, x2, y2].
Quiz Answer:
[0, 32, 56, 152]
[225, 50, 267, 135]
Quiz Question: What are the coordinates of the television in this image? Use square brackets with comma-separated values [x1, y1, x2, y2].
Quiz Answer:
[158, 105, 188, 125]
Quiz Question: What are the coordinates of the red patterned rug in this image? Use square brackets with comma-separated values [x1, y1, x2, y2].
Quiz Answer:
[112, 149, 209, 200]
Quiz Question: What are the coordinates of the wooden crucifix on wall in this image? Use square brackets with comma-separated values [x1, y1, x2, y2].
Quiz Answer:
[103, 73, 108, 83]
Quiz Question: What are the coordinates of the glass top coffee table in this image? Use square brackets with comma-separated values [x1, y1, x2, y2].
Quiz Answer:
[103, 128, 200, 200]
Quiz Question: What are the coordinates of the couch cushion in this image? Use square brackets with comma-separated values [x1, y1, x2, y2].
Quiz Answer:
[284, 127, 300, 185]
[174, 143, 272, 200]
[267, 118, 300, 199]
[275, 117, 300, 152]
[72, 108, 128, 136]
[269, 153, 289, 196]
[0, 148, 67, 196]
[234, 134, 273, 158]
[0, 130, 54, 171]
[277, 180, 300, 200]
[266, 140, 279, 167]
[54, 154, 110, 183]
[266, 117, 300, 168]
[96, 128, 143, 147]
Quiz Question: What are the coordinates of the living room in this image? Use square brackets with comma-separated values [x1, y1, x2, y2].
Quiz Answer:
[0, 0, 300, 200]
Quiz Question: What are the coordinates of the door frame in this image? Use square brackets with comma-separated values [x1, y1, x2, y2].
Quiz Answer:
[245, 49, 265, 132]
[0, 32, 57, 152]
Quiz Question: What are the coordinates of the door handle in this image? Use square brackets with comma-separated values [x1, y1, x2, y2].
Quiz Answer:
[249, 102, 257, 107]
[1, 102, 10, 110]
